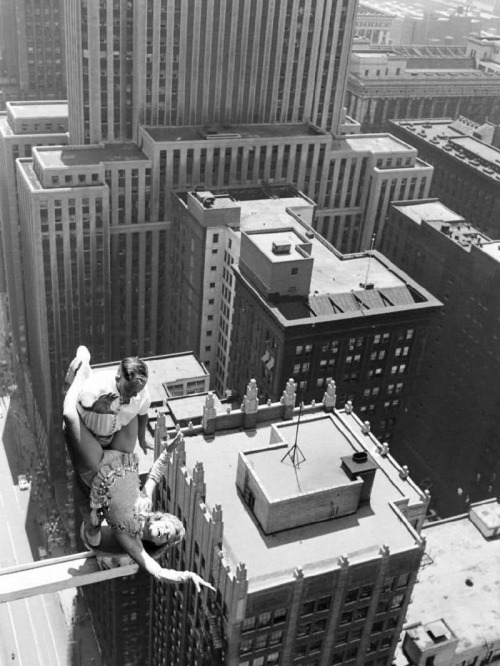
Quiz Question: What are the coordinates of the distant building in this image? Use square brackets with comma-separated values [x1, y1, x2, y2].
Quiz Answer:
[389, 116, 500, 240]
[357, 2, 488, 46]
[355, 4, 395, 45]
[150, 380, 429, 665]
[395, 499, 500, 666]
[381, 199, 500, 516]
[0, 0, 66, 105]
[346, 44, 500, 133]
[467, 32, 500, 73]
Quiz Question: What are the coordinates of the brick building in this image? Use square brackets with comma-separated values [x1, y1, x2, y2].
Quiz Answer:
[381, 199, 500, 516]
[389, 116, 500, 253]
[167, 185, 441, 444]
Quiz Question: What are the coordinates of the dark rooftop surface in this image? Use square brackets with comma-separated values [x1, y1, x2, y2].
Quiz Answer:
[142, 123, 327, 143]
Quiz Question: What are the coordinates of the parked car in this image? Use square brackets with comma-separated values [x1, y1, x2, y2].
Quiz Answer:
[17, 474, 29, 490]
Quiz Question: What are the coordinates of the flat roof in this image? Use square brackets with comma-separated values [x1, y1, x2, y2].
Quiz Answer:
[396, 506, 500, 659]
[393, 118, 500, 178]
[345, 133, 415, 153]
[8, 102, 68, 119]
[35, 143, 149, 168]
[142, 122, 327, 143]
[157, 353, 207, 384]
[238, 196, 405, 294]
[167, 392, 224, 422]
[393, 201, 464, 226]
[244, 419, 363, 499]
[481, 241, 500, 261]
[183, 410, 424, 589]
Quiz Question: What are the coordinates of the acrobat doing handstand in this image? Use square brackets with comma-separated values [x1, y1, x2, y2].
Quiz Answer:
[63, 347, 214, 592]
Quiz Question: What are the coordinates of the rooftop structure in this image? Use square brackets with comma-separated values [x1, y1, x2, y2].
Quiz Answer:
[395, 500, 500, 666]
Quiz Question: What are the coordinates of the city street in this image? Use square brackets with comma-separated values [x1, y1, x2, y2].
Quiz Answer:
[0, 394, 103, 666]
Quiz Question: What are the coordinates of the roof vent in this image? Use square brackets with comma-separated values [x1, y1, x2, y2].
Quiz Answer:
[272, 241, 291, 255]
[353, 451, 368, 464]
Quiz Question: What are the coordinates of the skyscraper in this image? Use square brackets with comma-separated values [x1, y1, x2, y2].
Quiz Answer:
[64, 0, 355, 144]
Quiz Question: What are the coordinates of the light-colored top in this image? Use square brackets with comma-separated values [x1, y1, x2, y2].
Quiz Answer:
[76, 369, 150, 443]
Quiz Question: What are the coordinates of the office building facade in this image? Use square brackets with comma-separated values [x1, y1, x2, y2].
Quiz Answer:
[381, 199, 500, 516]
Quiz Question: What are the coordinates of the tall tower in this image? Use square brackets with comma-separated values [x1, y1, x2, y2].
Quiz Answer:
[64, 0, 356, 145]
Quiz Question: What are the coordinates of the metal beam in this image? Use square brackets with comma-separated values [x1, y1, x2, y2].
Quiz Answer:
[0, 551, 139, 603]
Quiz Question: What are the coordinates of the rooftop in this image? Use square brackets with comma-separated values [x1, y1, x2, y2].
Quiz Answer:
[142, 122, 327, 143]
[188, 188, 439, 321]
[166, 392, 225, 423]
[183, 409, 424, 589]
[395, 502, 500, 661]
[7, 101, 68, 119]
[393, 201, 497, 253]
[34, 143, 149, 168]
[392, 117, 500, 180]
[344, 133, 415, 154]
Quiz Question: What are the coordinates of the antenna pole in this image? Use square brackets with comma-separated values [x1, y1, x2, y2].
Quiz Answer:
[363, 233, 376, 288]
[281, 401, 306, 467]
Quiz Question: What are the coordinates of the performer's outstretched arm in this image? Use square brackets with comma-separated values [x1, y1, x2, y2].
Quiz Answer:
[114, 531, 214, 593]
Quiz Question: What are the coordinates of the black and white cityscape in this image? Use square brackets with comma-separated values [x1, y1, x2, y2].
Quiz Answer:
[0, 0, 499, 665]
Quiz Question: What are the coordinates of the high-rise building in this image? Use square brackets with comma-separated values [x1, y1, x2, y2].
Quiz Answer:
[389, 116, 500, 242]
[380, 199, 500, 516]
[64, 0, 355, 145]
[167, 184, 441, 443]
[0, 101, 68, 358]
[149, 380, 429, 665]
[0, 0, 66, 105]
[346, 44, 500, 133]
[395, 499, 500, 666]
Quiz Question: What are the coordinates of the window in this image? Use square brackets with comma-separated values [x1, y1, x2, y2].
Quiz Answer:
[209, 283, 215, 288]
[213, 233, 219, 243]
[340, 611, 352, 625]
[257, 611, 272, 628]
[291, 267, 298, 275]
[302, 601, 315, 616]
[242, 616, 255, 632]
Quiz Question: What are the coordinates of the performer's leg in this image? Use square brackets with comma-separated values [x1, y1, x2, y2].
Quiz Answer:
[110, 416, 138, 454]
[63, 354, 104, 476]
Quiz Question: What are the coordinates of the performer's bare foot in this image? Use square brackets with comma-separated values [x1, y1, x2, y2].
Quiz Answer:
[65, 346, 91, 388]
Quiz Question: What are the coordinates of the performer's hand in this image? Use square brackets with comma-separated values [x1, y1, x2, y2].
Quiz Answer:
[90, 393, 119, 414]
[164, 428, 183, 454]
[170, 571, 215, 593]
[136, 494, 152, 513]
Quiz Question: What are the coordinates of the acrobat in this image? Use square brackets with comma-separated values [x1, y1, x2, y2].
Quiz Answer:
[63, 347, 214, 592]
